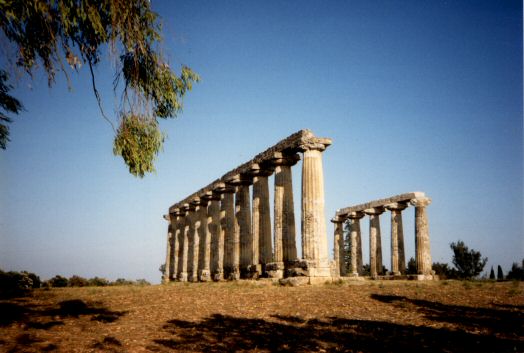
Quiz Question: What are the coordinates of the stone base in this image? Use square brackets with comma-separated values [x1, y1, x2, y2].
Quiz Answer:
[409, 274, 439, 281]
[265, 262, 284, 279]
[241, 264, 261, 279]
[178, 272, 188, 282]
[212, 270, 224, 281]
[291, 259, 332, 277]
[199, 270, 211, 282]
[188, 272, 199, 282]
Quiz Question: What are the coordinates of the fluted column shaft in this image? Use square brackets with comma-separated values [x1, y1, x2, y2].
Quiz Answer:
[301, 145, 330, 276]
[274, 158, 298, 265]
[178, 212, 190, 281]
[187, 204, 200, 282]
[172, 215, 180, 280]
[208, 196, 222, 280]
[332, 219, 345, 276]
[364, 207, 384, 278]
[236, 183, 252, 277]
[222, 191, 236, 279]
[348, 212, 364, 276]
[252, 171, 272, 274]
[164, 223, 173, 282]
[198, 200, 211, 281]
[386, 203, 408, 275]
[411, 197, 432, 275]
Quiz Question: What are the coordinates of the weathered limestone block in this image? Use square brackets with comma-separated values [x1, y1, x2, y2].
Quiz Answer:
[178, 207, 190, 282]
[299, 140, 332, 278]
[364, 207, 385, 278]
[347, 211, 365, 276]
[187, 201, 200, 282]
[410, 197, 433, 276]
[385, 202, 408, 275]
[205, 192, 222, 281]
[219, 186, 236, 280]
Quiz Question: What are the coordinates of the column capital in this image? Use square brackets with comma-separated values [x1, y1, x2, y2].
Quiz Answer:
[410, 197, 432, 208]
[347, 211, 365, 219]
[201, 190, 221, 202]
[269, 152, 300, 167]
[297, 137, 332, 152]
[247, 163, 274, 177]
[182, 203, 195, 212]
[385, 202, 409, 211]
[212, 182, 236, 194]
[363, 206, 385, 216]
[330, 216, 346, 224]
[225, 174, 252, 186]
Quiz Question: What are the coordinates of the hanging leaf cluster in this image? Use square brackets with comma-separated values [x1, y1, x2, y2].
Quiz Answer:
[0, 0, 199, 176]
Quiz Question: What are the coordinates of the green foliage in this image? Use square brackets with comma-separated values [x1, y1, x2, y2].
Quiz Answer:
[507, 260, 524, 281]
[0, 269, 36, 298]
[159, 263, 166, 275]
[68, 275, 89, 287]
[489, 266, 495, 280]
[498, 265, 505, 281]
[134, 279, 150, 286]
[0, 0, 199, 175]
[450, 240, 487, 279]
[406, 257, 417, 275]
[49, 275, 69, 287]
[113, 113, 164, 177]
[113, 278, 134, 286]
[0, 70, 23, 149]
[88, 276, 109, 286]
[432, 262, 456, 279]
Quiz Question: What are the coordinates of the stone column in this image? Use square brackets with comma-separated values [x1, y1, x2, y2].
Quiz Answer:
[385, 202, 408, 275]
[206, 191, 222, 281]
[219, 184, 237, 280]
[331, 217, 346, 276]
[364, 207, 385, 278]
[250, 164, 273, 277]
[347, 211, 365, 276]
[234, 178, 253, 279]
[272, 153, 300, 271]
[299, 138, 332, 279]
[177, 207, 190, 282]
[410, 197, 433, 276]
[187, 200, 200, 282]
[171, 212, 181, 281]
[198, 198, 211, 281]
[163, 215, 174, 283]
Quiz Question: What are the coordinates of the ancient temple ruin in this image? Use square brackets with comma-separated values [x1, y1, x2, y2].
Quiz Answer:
[163, 129, 435, 283]
[163, 129, 333, 284]
[332, 192, 435, 280]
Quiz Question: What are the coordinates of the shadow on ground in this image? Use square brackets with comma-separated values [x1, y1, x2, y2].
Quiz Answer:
[149, 296, 523, 353]
[0, 298, 126, 352]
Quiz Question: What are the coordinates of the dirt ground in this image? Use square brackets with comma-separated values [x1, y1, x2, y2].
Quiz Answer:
[0, 280, 523, 352]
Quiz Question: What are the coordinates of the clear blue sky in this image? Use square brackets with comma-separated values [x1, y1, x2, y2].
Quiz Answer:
[1, 1, 522, 283]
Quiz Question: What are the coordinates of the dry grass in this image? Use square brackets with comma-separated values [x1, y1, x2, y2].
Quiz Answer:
[0, 280, 523, 352]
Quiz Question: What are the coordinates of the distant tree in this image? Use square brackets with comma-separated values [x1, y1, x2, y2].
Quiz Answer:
[159, 263, 166, 276]
[68, 275, 89, 287]
[507, 260, 524, 281]
[361, 264, 370, 276]
[135, 279, 151, 286]
[113, 278, 134, 286]
[489, 266, 495, 280]
[0, 269, 35, 297]
[450, 240, 487, 279]
[88, 277, 109, 286]
[497, 265, 505, 281]
[432, 262, 456, 279]
[406, 257, 417, 275]
[49, 275, 68, 287]
[0, 0, 199, 176]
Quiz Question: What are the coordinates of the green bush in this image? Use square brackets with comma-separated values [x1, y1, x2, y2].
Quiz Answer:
[49, 275, 69, 287]
[507, 260, 524, 281]
[88, 277, 109, 287]
[0, 270, 34, 297]
[68, 275, 89, 287]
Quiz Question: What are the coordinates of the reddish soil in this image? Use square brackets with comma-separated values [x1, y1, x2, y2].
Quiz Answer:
[0, 280, 523, 352]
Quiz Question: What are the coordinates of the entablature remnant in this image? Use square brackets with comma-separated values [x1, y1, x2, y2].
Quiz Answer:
[168, 129, 332, 213]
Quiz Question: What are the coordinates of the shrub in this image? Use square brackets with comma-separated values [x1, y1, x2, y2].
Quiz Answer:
[497, 265, 505, 281]
[450, 240, 487, 279]
[406, 258, 417, 275]
[432, 262, 457, 279]
[88, 277, 109, 287]
[68, 275, 89, 287]
[507, 260, 524, 281]
[0, 270, 34, 298]
[113, 278, 134, 286]
[134, 279, 151, 286]
[49, 275, 69, 287]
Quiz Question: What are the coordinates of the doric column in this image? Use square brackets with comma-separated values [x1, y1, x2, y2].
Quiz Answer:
[205, 190, 222, 281]
[218, 183, 236, 280]
[177, 207, 190, 282]
[198, 198, 211, 281]
[331, 216, 346, 276]
[163, 214, 174, 283]
[187, 200, 200, 282]
[272, 152, 300, 269]
[249, 164, 274, 276]
[364, 207, 385, 278]
[347, 211, 365, 276]
[299, 138, 332, 277]
[385, 202, 409, 275]
[171, 212, 181, 281]
[410, 197, 433, 276]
